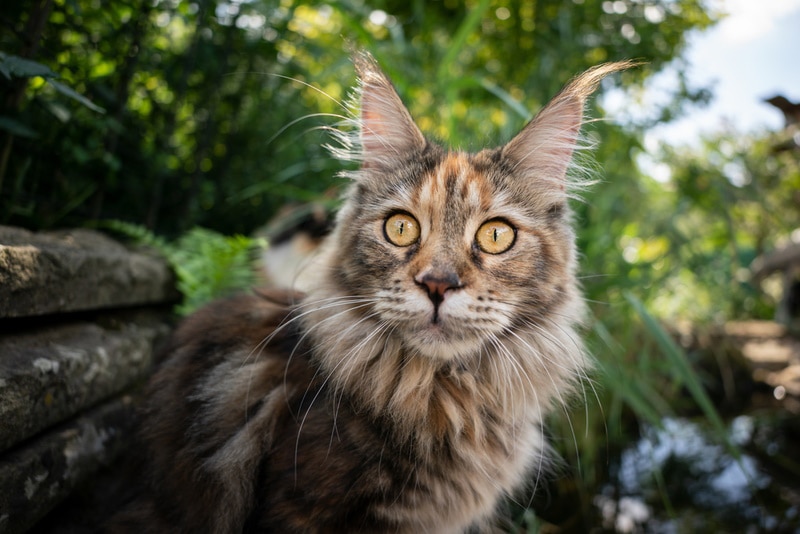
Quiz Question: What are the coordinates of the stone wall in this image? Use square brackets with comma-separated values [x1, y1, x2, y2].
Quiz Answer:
[0, 226, 177, 533]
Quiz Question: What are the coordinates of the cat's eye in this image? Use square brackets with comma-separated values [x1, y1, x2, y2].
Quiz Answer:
[384, 212, 420, 247]
[475, 219, 516, 254]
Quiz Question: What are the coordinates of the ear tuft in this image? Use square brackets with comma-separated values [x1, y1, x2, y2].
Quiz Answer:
[354, 51, 426, 169]
[502, 61, 638, 195]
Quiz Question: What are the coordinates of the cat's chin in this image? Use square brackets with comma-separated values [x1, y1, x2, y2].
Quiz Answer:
[402, 325, 483, 362]
[386, 298, 505, 362]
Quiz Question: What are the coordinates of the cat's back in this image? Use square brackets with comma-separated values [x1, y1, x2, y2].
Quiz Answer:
[142, 288, 307, 440]
[115, 289, 317, 532]
[115, 289, 420, 533]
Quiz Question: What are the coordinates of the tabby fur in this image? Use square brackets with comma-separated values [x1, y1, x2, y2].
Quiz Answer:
[113, 53, 632, 533]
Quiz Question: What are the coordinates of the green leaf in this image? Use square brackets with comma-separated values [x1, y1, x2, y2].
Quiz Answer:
[0, 53, 58, 80]
[0, 116, 38, 138]
[96, 220, 169, 251]
[42, 99, 71, 123]
[48, 79, 106, 113]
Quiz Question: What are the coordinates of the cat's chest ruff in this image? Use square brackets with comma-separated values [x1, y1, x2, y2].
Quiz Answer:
[317, 360, 544, 532]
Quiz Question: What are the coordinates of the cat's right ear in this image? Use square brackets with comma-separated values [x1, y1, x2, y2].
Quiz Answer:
[354, 52, 426, 169]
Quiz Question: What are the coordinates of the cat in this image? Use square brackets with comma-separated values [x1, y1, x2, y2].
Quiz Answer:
[112, 52, 632, 533]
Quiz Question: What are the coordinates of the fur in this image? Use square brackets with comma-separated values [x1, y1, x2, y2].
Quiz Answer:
[112, 53, 632, 533]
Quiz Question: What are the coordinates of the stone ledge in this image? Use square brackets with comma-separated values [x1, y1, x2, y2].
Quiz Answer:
[0, 226, 179, 318]
[0, 311, 170, 453]
[0, 396, 137, 534]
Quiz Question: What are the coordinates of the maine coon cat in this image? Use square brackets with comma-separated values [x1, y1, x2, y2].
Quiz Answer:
[115, 53, 631, 532]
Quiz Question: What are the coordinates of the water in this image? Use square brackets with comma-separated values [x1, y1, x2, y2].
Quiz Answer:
[593, 414, 800, 533]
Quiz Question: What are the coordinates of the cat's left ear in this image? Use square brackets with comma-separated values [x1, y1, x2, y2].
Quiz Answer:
[354, 52, 426, 169]
[502, 62, 635, 194]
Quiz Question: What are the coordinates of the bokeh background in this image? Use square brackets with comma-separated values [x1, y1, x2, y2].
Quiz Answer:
[3, 0, 799, 531]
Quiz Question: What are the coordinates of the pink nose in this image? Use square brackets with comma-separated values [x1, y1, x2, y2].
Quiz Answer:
[415, 271, 462, 303]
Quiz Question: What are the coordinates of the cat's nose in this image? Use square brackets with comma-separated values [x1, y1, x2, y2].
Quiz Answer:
[415, 270, 462, 303]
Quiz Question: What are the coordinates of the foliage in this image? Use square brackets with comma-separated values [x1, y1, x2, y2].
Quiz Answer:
[168, 227, 266, 315]
[1, 0, 714, 235]
[103, 220, 265, 315]
[651, 129, 800, 320]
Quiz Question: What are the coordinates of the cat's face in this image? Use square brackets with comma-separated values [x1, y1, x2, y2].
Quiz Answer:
[314, 53, 628, 363]
[332, 148, 577, 361]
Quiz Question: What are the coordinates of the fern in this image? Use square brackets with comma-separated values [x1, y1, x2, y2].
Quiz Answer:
[100, 221, 266, 315]
[99, 219, 170, 251]
[169, 228, 266, 315]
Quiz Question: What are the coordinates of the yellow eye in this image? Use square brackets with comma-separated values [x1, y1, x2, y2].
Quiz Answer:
[384, 212, 420, 247]
[476, 219, 515, 254]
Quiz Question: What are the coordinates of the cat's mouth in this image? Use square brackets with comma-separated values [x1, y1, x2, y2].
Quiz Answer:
[401, 306, 486, 360]
[375, 284, 502, 360]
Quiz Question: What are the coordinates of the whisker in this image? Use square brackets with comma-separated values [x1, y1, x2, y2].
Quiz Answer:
[264, 112, 351, 147]
[293, 307, 388, 473]
[264, 73, 348, 108]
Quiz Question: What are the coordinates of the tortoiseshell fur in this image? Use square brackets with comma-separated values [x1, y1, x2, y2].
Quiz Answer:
[113, 54, 632, 533]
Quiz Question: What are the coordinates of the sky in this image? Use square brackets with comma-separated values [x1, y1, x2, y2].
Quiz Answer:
[645, 0, 800, 148]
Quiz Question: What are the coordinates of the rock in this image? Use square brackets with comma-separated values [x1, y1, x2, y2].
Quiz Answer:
[0, 225, 178, 532]
[0, 396, 137, 534]
[0, 311, 171, 453]
[0, 226, 179, 318]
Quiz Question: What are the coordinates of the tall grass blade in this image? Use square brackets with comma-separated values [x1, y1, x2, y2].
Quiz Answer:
[623, 291, 739, 458]
[436, 0, 493, 81]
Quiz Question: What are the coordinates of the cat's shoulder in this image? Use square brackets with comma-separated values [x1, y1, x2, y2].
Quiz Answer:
[159, 287, 304, 362]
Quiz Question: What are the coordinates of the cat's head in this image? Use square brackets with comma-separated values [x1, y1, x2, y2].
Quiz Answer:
[316, 53, 630, 363]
